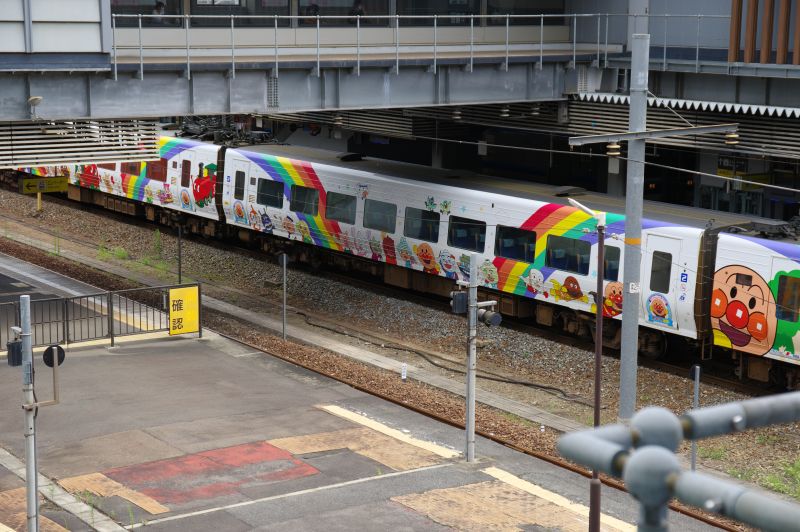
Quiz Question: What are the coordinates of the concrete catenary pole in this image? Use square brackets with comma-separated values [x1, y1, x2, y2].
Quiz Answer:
[21, 295, 39, 532]
[619, 33, 650, 421]
[465, 253, 478, 462]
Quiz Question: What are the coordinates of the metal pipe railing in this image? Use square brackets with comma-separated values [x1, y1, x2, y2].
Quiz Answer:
[109, 13, 734, 80]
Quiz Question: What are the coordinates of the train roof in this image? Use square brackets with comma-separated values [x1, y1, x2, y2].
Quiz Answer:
[238, 142, 795, 241]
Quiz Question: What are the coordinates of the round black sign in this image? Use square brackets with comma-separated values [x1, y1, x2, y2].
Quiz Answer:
[43, 345, 65, 368]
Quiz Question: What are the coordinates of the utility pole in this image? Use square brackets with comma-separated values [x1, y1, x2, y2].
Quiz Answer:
[618, 33, 650, 421]
[465, 253, 478, 462]
[20, 295, 39, 532]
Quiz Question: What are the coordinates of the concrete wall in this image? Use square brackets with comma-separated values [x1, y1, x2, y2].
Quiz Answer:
[0, 0, 110, 53]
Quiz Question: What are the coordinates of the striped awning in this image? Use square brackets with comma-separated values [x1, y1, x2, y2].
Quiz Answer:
[575, 92, 800, 118]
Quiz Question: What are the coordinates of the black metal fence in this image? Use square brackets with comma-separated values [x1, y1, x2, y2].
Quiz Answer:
[1, 284, 201, 350]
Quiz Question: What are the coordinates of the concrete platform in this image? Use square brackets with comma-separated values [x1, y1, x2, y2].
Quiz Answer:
[0, 256, 716, 531]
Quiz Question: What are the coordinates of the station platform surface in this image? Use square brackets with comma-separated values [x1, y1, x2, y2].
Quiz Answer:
[0, 256, 715, 531]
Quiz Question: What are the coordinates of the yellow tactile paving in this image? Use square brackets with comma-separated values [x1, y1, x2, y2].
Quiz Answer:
[0, 488, 68, 532]
[394, 479, 631, 532]
[483, 467, 635, 532]
[269, 427, 442, 471]
[319, 404, 460, 458]
[59, 472, 169, 515]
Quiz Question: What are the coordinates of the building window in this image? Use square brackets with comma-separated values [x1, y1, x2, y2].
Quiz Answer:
[495, 225, 536, 262]
[448, 216, 486, 252]
[299, 0, 389, 26]
[290, 185, 319, 215]
[604, 246, 621, 281]
[363, 199, 397, 233]
[189, 0, 290, 27]
[111, 0, 184, 27]
[545, 235, 590, 275]
[325, 191, 357, 225]
[233, 171, 246, 200]
[487, 0, 564, 25]
[404, 207, 440, 242]
[257, 179, 283, 207]
[397, 0, 479, 26]
[776, 275, 800, 322]
[145, 159, 168, 182]
[650, 251, 672, 293]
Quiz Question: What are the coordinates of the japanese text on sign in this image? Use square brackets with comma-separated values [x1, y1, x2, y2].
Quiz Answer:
[169, 286, 199, 336]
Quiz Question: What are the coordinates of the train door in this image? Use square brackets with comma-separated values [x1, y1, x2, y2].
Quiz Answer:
[772, 257, 800, 358]
[642, 234, 681, 330]
[226, 158, 250, 225]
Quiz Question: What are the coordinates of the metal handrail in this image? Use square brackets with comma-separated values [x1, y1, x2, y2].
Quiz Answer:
[109, 13, 736, 81]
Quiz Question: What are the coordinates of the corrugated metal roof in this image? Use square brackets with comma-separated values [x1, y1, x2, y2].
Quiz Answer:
[575, 92, 800, 118]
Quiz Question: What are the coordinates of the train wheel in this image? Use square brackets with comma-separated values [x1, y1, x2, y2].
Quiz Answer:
[638, 329, 667, 360]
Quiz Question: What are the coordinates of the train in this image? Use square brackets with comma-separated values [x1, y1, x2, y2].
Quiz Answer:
[15, 136, 800, 389]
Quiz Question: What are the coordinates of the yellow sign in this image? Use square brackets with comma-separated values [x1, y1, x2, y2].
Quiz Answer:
[19, 177, 68, 194]
[169, 286, 199, 336]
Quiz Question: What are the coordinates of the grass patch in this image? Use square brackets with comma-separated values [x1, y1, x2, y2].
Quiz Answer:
[728, 467, 757, 482]
[763, 458, 800, 499]
[112, 246, 129, 260]
[97, 244, 111, 261]
[697, 445, 727, 461]
[500, 411, 536, 428]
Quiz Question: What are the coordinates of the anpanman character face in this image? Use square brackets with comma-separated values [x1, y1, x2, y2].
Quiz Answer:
[710, 265, 776, 355]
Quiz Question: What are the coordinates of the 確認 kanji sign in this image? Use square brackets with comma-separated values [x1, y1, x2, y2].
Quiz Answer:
[168, 286, 199, 336]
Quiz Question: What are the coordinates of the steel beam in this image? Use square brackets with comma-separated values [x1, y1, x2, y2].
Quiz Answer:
[568, 123, 739, 146]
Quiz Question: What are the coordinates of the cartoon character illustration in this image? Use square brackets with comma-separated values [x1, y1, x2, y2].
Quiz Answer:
[232, 200, 247, 223]
[297, 221, 313, 244]
[180, 189, 193, 210]
[711, 265, 776, 355]
[248, 206, 261, 230]
[282, 215, 297, 240]
[602, 281, 624, 317]
[358, 184, 369, 200]
[425, 196, 437, 211]
[157, 184, 174, 205]
[260, 210, 273, 233]
[479, 260, 499, 289]
[414, 243, 439, 274]
[525, 269, 545, 296]
[143, 184, 154, 204]
[354, 230, 371, 257]
[368, 234, 383, 261]
[550, 277, 588, 303]
[647, 293, 673, 326]
[564, 276, 583, 299]
[457, 254, 471, 282]
[439, 200, 452, 215]
[193, 175, 215, 208]
[397, 238, 417, 268]
[438, 250, 459, 280]
[100, 173, 113, 193]
[793, 331, 800, 357]
[80, 164, 100, 189]
[382, 233, 397, 265]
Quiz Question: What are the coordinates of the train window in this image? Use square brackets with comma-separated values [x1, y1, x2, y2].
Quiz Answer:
[605, 246, 621, 281]
[545, 235, 591, 275]
[404, 207, 440, 242]
[325, 192, 356, 225]
[257, 179, 283, 208]
[290, 185, 319, 216]
[495, 226, 536, 262]
[234, 171, 245, 200]
[363, 199, 397, 233]
[145, 159, 167, 182]
[122, 162, 140, 175]
[650, 251, 672, 293]
[776, 275, 800, 322]
[98, 163, 116, 171]
[448, 216, 486, 253]
[181, 160, 191, 188]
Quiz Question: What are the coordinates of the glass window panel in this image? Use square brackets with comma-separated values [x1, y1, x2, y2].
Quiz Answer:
[487, 0, 564, 25]
[122, 162, 140, 175]
[257, 179, 283, 207]
[190, 0, 290, 27]
[776, 275, 800, 322]
[325, 191, 357, 225]
[299, 0, 389, 26]
[111, 0, 184, 27]
[397, 0, 479, 26]
[98, 163, 117, 171]
[650, 251, 672, 293]
[146, 159, 168, 182]
[545, 235, 591, 275]
[363, 199, 397, 233]
[604, 246, 620, 281]
[234, 170, 245, 200]
[494, 225, 536, 262]
[290, 185, 319, 215]
[403, 207, 440, 242]
[181, 160, 192, 188]
[447, 216, 486, 252]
